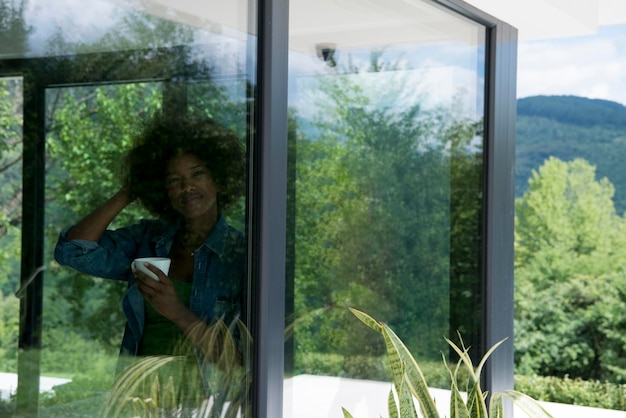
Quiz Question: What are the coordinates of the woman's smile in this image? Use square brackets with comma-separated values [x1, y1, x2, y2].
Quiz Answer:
[166, 153, 219, 221]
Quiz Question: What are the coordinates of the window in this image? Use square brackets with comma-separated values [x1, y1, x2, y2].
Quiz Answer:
[284, 0, 488, 416]
[0, 1, 517, 417]
[1, 1, 255, 416]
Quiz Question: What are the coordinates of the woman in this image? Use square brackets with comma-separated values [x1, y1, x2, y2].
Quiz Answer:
[54, 113, 247, 407]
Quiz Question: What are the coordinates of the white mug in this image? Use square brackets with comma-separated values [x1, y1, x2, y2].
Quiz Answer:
[131, 257, 171, 282]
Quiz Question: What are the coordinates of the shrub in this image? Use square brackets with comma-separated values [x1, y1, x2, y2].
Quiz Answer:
[515, 374, 626, 411]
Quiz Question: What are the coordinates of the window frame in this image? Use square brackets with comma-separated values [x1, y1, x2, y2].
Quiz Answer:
[1, 0, 517, 415]
[251, 0, 517, 415]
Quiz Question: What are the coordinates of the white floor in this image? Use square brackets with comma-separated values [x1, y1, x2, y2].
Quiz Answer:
[283, 374, 626, 418]
[0, 372, 71, 400]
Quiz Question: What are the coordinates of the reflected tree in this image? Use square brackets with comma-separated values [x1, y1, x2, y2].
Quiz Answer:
[0, 0, 30, 57]
[0, 77, 23, 373]
[0, 2, 251, 412]
[291, 52, 484, 378]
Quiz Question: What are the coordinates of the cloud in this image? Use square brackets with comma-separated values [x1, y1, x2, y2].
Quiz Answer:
[25, 0, 118, 54]
[517, 25, 626, 105]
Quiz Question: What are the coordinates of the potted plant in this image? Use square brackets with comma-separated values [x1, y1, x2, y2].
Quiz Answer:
[344, 307, 554, 418]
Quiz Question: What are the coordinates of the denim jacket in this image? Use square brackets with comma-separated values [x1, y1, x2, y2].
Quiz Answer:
[54, 215, 246, 392]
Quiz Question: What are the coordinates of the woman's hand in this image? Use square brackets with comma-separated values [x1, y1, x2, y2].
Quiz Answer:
[134, 263, 241, 365]
[134, 263, 188, 322]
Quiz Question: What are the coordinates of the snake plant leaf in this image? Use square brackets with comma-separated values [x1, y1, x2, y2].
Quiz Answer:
[445, 336, 508, 418]
[449, 382, 472, 418]
[388, 388, 399, 418]
[342, 407, 355, 418]
[349, 307, 383, 333]
[442, 354, 472, 418]
[347, 308, 551, 418]
[445, 335, 507, 388]
[398, 375, 420, 418]
[353, 311, 419, 418]
[442, 341, 487, 418]
[474, 339, 507, 384]
[382, 339, 419, 418]
[384, 327, 409, 391]
[381, 323, 439, 418]
[499, 390, 554, 418]
[488, 392, 505, 418]
[466, 381, 488, 418]
[445, 338, 479, 383]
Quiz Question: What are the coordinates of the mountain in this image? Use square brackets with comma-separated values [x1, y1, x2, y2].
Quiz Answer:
[516, 95, 626, 214]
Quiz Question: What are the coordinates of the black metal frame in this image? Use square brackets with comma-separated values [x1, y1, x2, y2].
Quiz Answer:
[250, 0, 289, 416]
[253, 0, 518, 415]
[16, 71, 45, 415]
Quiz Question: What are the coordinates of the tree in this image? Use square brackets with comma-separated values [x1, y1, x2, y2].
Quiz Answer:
[514, 157, 626, 381]
[0, 0, 30, 57]
[0, 78, 23, 290]
[0, 77, 24, 372]
[291, 52, 485, 376]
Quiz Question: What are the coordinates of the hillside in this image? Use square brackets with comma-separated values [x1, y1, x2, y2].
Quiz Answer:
[516, 95, 626, 214]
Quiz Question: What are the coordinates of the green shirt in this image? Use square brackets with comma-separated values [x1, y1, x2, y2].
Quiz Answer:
[139, 279, 193, 356]
[137, 279, 204, 406]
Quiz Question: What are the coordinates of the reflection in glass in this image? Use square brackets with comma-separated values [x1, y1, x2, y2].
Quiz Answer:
[286, 0, 486, 416]
[0, 76, 23, 410]
[0, 0, 254, 416]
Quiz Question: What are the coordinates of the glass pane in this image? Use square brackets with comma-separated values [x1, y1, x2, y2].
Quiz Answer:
[286, 0, 486, 416]
[1, 0, 254, 416]
[0, 76, 23, 408]
[43, 83, 163, 416]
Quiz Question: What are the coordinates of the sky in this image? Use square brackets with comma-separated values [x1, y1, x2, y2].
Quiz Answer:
[14, 0, 626, 108]
[517, 24, 626, 106]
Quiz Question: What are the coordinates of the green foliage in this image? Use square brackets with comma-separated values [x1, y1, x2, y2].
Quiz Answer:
[515, 375, 626, 411]
[347, 308, 553, 418]
[46, 82, 161, 226]
[0, 77, 23, 374]
[291, 54, 484, 373]
[515, 157, 626, 382]
[515, 157, 622, 267]
[39, 328, 119, 377]
[294, 351, 388, 381]
[0, 0, 30, 56]
[0, 290, 19, 372]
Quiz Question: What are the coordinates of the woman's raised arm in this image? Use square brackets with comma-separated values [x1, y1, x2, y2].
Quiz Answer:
[66, 185, 134, 242]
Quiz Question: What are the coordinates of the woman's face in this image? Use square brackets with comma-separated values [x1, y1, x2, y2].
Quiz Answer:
[165, 153, 218, 221]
